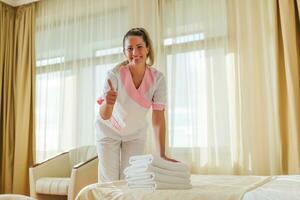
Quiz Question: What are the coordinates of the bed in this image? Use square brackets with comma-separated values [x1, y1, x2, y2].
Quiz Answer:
[75, 175, 300, 200]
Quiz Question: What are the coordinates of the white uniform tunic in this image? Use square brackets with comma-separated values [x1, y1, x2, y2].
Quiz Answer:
[95, 64, 167, 181]
[96, 64, 167, 141]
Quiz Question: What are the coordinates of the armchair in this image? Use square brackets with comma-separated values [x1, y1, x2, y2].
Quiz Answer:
[29, 145, 98, 200]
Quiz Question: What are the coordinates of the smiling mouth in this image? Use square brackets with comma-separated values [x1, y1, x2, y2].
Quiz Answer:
[132, 57, 142, 61]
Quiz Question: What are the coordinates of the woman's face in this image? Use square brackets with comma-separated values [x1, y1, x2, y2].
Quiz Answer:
[124, 36, 149, 66]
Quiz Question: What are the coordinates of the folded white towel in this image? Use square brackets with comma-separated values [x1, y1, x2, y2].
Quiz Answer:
[125, 172, 154, 182]
[128, 181, 192, 190]
[125, 172, 191, 185]
[129, 154, 189, 172]
[124, 164, 190, 179]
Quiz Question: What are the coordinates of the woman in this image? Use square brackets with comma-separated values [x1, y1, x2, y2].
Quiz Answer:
[96, 27, 177, 182]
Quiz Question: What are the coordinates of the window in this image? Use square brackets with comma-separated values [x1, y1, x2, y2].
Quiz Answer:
[167, 50, 208, 148]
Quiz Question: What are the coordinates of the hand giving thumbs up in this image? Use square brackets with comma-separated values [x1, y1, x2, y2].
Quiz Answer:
[105, 79, 117, 106]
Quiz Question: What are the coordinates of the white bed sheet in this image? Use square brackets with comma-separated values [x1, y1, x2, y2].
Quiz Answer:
[243, 175, 300, 200]
[76, 175, 300, 200]
[76, 175, 271, 200]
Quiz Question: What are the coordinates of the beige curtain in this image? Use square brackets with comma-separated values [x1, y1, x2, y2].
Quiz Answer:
[226, 0, 300, 175]
[13, 3, 36, 194]
[0, 2, 15, 193]
[277, 0, 300, 173]
[0, 2, 36, 194]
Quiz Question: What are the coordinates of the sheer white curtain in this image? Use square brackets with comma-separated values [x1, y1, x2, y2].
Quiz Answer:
[162, 0, 285, 175]
[160, 0, 236, 173]
[35, 0, 289, 175]
[225, 0, 281, 175]
[35, 0, 160, 162]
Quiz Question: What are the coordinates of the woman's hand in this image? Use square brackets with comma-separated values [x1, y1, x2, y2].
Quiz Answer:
[161, 155, 179, 163]
[100, 79, 117, 120]
[105, 79, 117, 106]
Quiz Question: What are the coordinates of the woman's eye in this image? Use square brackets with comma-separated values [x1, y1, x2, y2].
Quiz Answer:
[127, 47, 133, 51]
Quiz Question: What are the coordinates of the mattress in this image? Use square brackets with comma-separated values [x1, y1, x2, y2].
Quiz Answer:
[75, 175, 300, 200]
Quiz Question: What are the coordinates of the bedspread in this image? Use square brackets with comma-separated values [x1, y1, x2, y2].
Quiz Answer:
[75, 175, 271, 200]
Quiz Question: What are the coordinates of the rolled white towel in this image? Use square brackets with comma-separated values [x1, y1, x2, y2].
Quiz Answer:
[128, 181, 192, 190]
[124, 164, 190, 179]
[126, 172, 191, 185]
[129, 154, 189, 172]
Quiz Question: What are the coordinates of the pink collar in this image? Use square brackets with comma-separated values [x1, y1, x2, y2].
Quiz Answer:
[120, 66, 155, 109]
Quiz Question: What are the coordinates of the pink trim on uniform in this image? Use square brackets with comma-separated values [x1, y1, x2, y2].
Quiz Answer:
[138, 67, 155, 94]
[110, 116, 121, 131]
[152, 103, 165, 111]
[97, 98, 104, 105]
[120, 66, 152, 109]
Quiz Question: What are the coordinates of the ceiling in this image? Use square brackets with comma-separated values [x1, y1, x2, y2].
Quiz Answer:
[1, 0, 39, 7]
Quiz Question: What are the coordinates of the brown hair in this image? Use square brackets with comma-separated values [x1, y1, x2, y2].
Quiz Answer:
[123, 27, 155, 66]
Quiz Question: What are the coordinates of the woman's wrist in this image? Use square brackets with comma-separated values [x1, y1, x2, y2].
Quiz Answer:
[100, 103, 114, 120]
[160, 152, 166, 158]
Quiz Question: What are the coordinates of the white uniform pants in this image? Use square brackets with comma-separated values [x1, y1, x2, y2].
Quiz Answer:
[96, 136, 145, 182]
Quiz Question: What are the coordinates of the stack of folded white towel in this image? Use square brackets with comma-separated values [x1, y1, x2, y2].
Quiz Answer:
[124, 154, 192, 191]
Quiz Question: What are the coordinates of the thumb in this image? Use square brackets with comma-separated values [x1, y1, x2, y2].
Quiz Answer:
[107, 79, 115, 91]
